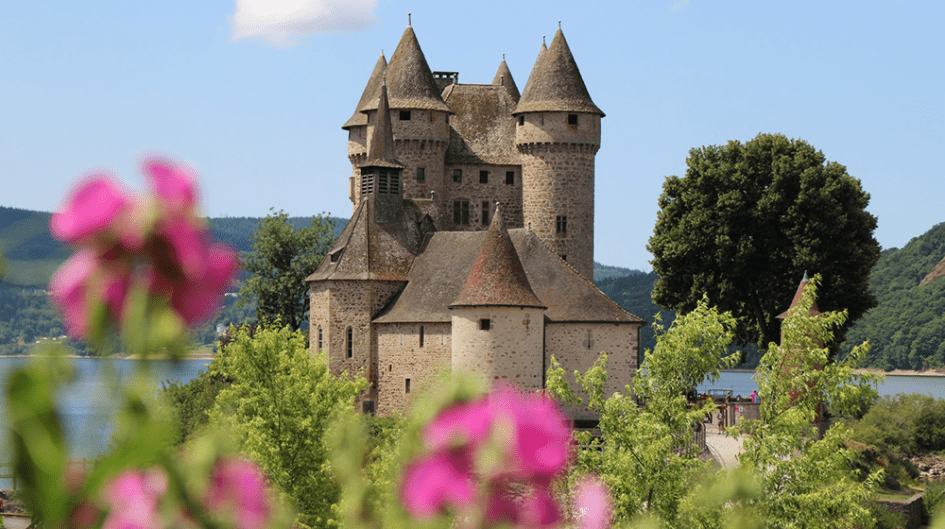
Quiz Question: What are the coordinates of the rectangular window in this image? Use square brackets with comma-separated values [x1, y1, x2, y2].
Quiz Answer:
[518, 116, 524, 126]
[453, 169, 462, 183]
[480, 170, 489, 184]
[506, 171, 514, 185]
[399, 110, 411, 121]
[346, 327, 353, 358]
[378, 172, 388, 194]
[568, 114, 578, 125]
[556, 215, 568, 235]
[416, 167, 425, 182]
[479, 318, 491, 331]
[453, 201, 470, 225]
[482, 202, 490, 226]
[405, 378, 412, 394]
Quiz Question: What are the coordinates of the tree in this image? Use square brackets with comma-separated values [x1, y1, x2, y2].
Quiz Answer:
[209, 324, 367, 528]
[238, 209, 335, 330]
[648, 133, 880, 349]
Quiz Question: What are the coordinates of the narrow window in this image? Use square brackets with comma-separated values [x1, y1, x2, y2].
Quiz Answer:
[505, 171, 514, 185]
[390, 173, 400, 194]
[479, 170, 489, 184]
[346, 327, 353, 358]
[405, 378, 412, 394]
[568, 114, 578, 125]
[389, 364, 392, 372]
[453, 201, 470, 225]
[419, 325, 424, 347]
[416, 167, 425, 182]
[317, 326, 323, 350]
[584, 330, 594, 350]
[482, 202, 490, 225]
[556, 215, 568, 235]
[378, 172, 388, 194]
[480, 318, 491, 331]
[518, 116, 524, 126]
[362, 401, 375, 414]
[399, 110, 411, 121]
[453, 169, 463, 183]
[560, 254, 567, 261]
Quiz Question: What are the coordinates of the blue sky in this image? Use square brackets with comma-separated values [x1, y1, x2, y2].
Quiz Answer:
[1, 0, 942, 271]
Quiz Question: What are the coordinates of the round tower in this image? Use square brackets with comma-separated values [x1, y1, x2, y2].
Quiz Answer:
[342, 52, 386, 210]
[513, 28, 604, 280]
[449, 206, 547, 390]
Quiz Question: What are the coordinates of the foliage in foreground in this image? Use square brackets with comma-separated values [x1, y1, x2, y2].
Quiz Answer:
[210, 324, 367, 528]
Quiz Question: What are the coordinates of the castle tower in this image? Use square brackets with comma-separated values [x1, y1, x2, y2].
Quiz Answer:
[493, 55, 520, 102]
[357, 22, 452, 220]
[342, 51, 386, 209]
[513, 28, 604, 280]
[449, 205, 547, 390]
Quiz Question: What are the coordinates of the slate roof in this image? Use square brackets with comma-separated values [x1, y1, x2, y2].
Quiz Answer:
[442, 84, 519, 165]
[360, 84, 404, 169]
[450, 208, 544, 309]
[492, 58, 520, 102]
[514, 29, 604, 116]
[305, 197, 420, 282]
[362, 26, 451, 113]
[373, 227, 643, 324]
[342, 52, 386, 130]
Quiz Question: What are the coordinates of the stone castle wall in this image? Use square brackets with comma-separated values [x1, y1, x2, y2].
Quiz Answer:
[451, 307, 546, 392]
[375, 322, 452, 416]
[441, 163, 523, 230]
[545, 322, 639, 420]
[515, 112, 601, 146]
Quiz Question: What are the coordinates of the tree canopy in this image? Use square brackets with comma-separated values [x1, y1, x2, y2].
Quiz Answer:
[238, 209, 335, 330]
[648, 133, 880, 349]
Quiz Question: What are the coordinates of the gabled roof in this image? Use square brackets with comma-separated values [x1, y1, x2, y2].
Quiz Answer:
[360, 84, 404, 169]
[492, 57, 520, 102]
[373, 228, 643, 324]
[342, 52, 386, 130]
[363, 25, 451, 113]
[305, 197, 418, 282]
[450, 208, 544, 309]
[442, 83, 519, 165]
[514, 29, 604, 116]
[777, 273, 821, 319]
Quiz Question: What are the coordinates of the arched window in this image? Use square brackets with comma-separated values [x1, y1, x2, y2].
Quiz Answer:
[317, 326, 323, 351]
[346, 327, 353, 358]
[419, 325, 425, 348]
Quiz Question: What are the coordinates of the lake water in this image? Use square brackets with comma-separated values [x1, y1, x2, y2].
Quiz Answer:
[699, 370, 945, 400]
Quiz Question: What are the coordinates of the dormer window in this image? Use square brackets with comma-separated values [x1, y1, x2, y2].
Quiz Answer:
[399, 110, 411, 121]
[568, 114, 578, 125]
[330, 248, 344, 263]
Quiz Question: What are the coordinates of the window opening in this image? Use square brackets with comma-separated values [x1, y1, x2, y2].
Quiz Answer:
[568, 114, 578, 125]
[399, 110, 411, 121]
[453, 169, 462, 183]
[506, 171, 514, 185]
[416, 167, 425, 182]
[479, 170, 489, 184]
[317, 326, 323, 350]
[584, 330, 595, 350]
[556, 215, 568, 235]
[378, 172, 388, 194]
[346, 327, 353, 358]
[518, 116, 525, 126]
[482, 202, 490, 226]
[405, 378, 412, 394]
[419, 325, 424, 347]
[390, 173, 400, 194]
[480, 318, 491, 331]
[453, 201, 470, 225]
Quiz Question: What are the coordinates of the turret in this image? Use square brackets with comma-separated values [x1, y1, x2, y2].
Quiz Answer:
[514, 27, 604, 280]
[343, 51, 386, 209]
[449, 205, 547, 390]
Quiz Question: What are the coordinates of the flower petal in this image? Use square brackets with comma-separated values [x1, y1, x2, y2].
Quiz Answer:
[51, 176, 131, 244]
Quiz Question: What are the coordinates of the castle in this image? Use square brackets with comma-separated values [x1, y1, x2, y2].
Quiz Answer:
[307, 21, 643, 417]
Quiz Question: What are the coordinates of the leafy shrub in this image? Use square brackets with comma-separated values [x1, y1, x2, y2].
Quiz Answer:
[849, 394, 945, 456]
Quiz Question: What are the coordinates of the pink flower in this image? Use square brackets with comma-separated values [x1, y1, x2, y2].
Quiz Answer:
[155, 218, 209, 283]
[144, 158, 197, 216]
[400, 450, 477, 518]
[424, 397, 494, 452]
[168, 243, 238, 325]
[490, 384, 571, 479]
[51, 176, 131, 244]
[484, 481, 561, 529]
[101, 468, 168, 529]
[206, 459, 271, 529]
[49, 250, 98, 338]
[574, 477, 612, 529]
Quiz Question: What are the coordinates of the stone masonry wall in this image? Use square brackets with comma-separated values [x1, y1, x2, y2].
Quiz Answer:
[376, 322, 452, 416]
[515, 112, 601, 146]
[451, 307, 545, 392]
[546, 322, 639, 420]
[441, 163, 523, 230]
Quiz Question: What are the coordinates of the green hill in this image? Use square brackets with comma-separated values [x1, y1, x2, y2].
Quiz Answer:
[840, 222, 945, 370]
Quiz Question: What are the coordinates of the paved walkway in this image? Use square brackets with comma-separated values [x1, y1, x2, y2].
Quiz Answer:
[704, 428, 745, 467]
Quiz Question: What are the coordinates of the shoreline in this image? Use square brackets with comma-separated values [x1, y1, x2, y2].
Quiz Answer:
[725, 368, 945, 378]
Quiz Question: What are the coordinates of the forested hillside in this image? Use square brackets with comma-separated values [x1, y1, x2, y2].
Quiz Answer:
[840, 222, 945, 370]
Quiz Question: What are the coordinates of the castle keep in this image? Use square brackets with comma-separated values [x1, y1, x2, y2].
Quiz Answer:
[308, 22, 643, 417]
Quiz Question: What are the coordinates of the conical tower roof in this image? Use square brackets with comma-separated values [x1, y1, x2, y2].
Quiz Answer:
[514, 28, 604, 116]
[492, 56, 520, 102]
[364, 25, 451, 113]
[777, 272, 821, 319]
[450, 206, 545, 309]
[360, 83, 404, 169]
[342, 52, 387, 130]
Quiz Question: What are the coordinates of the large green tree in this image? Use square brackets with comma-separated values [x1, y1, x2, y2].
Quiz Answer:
[238, 209, 335, 330]
[648, 133, 880, 349]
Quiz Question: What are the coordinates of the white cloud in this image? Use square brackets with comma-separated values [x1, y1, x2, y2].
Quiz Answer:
[232, 0, 378, 46]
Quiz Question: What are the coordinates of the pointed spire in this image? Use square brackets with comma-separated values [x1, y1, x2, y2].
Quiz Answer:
[514, 28, 604, 116]
[366, 25, 451, 113]
[360, 81, 403, 169]
[777, 273, 821, 319]
[342, 51, 387, 130]
[450, 207, 545, 309]
[492, 56, 520, 102]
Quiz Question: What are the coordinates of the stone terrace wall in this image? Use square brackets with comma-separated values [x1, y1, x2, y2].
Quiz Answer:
[376, 322, 451, 416]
